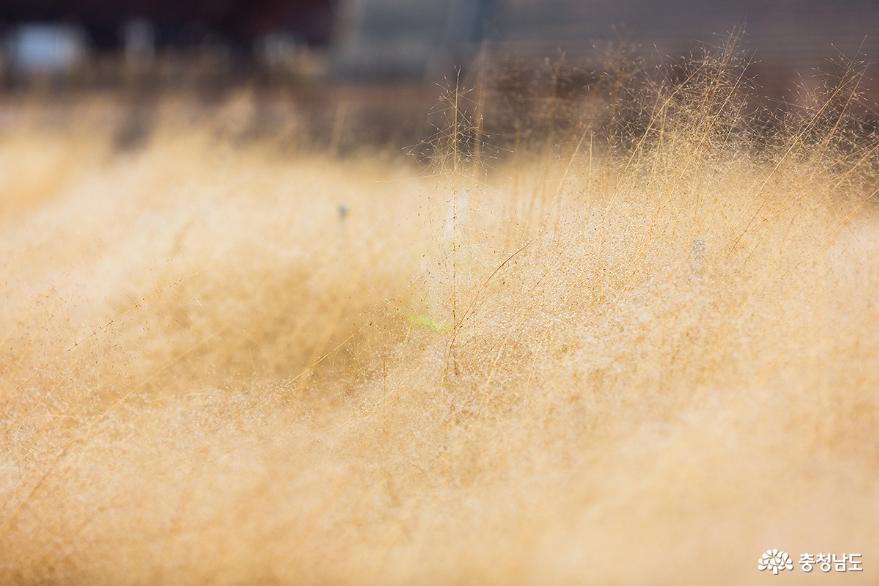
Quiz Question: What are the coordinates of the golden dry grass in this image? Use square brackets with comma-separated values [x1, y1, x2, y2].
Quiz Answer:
[1, 56, 878, 584]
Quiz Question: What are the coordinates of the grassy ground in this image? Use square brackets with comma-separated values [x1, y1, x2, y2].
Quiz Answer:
[1, 56, 878, 584]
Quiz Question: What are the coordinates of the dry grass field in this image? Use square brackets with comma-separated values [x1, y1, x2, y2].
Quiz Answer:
[1, 53, 878, 584]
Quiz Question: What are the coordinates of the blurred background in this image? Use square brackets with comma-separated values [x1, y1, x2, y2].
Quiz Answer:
[1, 0, 878, 150]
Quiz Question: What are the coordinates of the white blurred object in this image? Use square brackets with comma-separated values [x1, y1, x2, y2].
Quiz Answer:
[123, 19, 155, 65]
[6, 24, 87, 75]
[257, 32, 300, 69]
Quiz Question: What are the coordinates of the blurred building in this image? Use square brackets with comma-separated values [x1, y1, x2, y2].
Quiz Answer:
[0, 0, 339, 53]
[493, 0, 879, 62]
[333, 0, 494, 80]
[1, 0, 879, 87]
